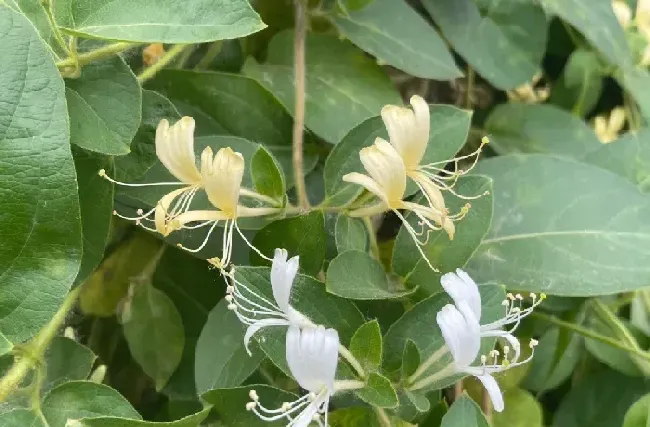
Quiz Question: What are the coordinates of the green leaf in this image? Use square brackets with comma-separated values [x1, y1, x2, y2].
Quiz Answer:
[327, 250, 414, 299]
[202, 385, 298, 427]
[401, 339, 420, 380]
[153, 247, 224, 399]
[251, 145, 285, 199]
[539, 0, 632, 66]
[492, 388, 543, 427]
[0, 6, 82, 343]
[41, 381, 141, 426]
[233, 267, 365, 374]
[350, 320, 382, 371]
[468, 154, 650, 296]
[73, 150, 114, 284]
[355, 372, 399, 408]
[244, 30, 401, 144]
[484, 104, 600, 157]
[552, 369, 648, 427]
[623, 394, 650, 427]
[251, 211, 326, 276]
[114, 90, 181, 182]
[43, 337, 96, 392]
[331, 0, 461, 80]
[583, 128, 650, 192]
[422, 0, 547, 90]
[329, 406, 414, 427]
[0, 409, 43, 427]
[617, 66, 650, 122]
[4, 0, 62, 57]
[441, 394, 489, 427]
[334, 215, 367, 253]
[383, 284, 506, 389]
[195, 299, 264, 394]
[122, 282, 185, 391]
[392, 175, 493, 294]
[77, 408, 211, 427]
[549, 49, 604, 116]
[324, 104, 471, 206]
[65, 56, 141, 155]
[0, 333, 12, 357]
[523, 327, 582, 392]
[147, 70, 315, 187]
[53, 0, 265, 43]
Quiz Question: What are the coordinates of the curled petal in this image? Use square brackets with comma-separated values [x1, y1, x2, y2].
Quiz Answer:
[202, 147, 245, 216]
[271, 249, 299, 313]
[358, 138, 407, 205]
[155, 117, 201, 184]
[476, 374, 504, 412]
[440, 269, 481, 321]
[243, 318, 290, 356]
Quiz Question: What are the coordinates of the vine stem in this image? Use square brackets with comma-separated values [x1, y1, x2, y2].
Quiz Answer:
[532, 311, 650, 363]
[0, 287, 81, 402]
[56, 42, 139, 69]
[137, 44, 188, 83]
[338, 344, 366, 379]
[292, 0, 310, 210]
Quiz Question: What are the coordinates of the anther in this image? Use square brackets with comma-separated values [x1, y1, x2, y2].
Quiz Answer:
[112, 210, 118, 216]
[281, 402, 292, 412]
[480, 355, 487, 364]
[225, 295, 233, 303]
[529, 339, 539, 348]
[246, 402, 256, 411]
[507, 293, 515, 300]
[481, 136, 490, 145]
[98, 169, 106, 177]
[227, 304, 237, 311]
[249, 390, 259, 401]
[136, 208, 144, 215]
[515, 294, 523, 300]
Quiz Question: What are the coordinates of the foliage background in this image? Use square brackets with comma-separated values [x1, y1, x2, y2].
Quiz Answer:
[1, 0, 650, 426]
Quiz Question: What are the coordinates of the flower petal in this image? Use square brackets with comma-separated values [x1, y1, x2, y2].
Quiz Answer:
[286, 326, 339, 393]
[436, 303, 481, 368]
[476, 374, 504, 412]
[440, 269, 482, 321]
[202, 147, 245, 216]
[155, 117, 202, 184]
[358, 138, 406, 205]
[154, 187, 193, 236]
[270, 248, 298, 313]
[243, 318, 290, 356]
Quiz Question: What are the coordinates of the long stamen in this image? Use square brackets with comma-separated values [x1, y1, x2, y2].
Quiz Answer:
[177, 220, 220, 253]
[235, 221, 273, 262]
[98, 169, 189, 187]
[393, 209, 439, 272]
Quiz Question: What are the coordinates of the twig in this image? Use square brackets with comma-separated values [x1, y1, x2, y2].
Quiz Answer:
[292, 0, 310, 210]
[0, 287, 81, 402]
[137, 44, 188, 83]
[56, 42, 140, 69]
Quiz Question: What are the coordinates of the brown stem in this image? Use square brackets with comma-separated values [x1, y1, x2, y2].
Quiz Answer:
[292, 0, 310, 210]
[481, 386, 493, 423]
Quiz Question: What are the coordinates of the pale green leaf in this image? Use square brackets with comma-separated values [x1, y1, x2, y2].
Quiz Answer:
[468, 154, 650, 296]
[617, 65, 650, 122]
[550, 49, 604, 116]
[0, 409, 43, 427]
[43, 337, 96, 392]
[195, 299, 264, 394]
[441, 394, 489, 427]
[355, 372, 399, 408]
[65, 56, 141, 155]
[327, 250, 414, 299]
[251, 145, 285, 199]
[332, 0, 461, 80]
[4, 0, 62, 57]
[334, 215, 367, 253]
[77, 408, 211, 427]
[349, 319, 382, 371]
[422, 0, 547, 90]
[492, 388, 543, 427]
[244, 30, 400, 144]
[623, 394, 650, 427]
[0, 6, 82, 343]
[485, 104, 600, 157]
[122, 283, 185, 391]
[53, 0, 265, 43]
[41, 381, 141, 427]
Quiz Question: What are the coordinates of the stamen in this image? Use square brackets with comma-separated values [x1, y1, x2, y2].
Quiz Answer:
[98, 169, 189, 187]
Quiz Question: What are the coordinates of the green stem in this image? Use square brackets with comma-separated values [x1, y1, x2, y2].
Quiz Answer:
[41, 0, 71, 57]
[362, 216, 380, 260]
[137, 44, 188, 83]
[292, 0, 310, 211]
[532, 311, 650, 363]
[464, 65, 474, 109]
[194, 41, 223, 70]
[56, 42, 140, 69]
[375, 408, 392, 427]
[0, 287, 81, 402]
[407, 345, 448, 384]
[338, 344, 366, 380]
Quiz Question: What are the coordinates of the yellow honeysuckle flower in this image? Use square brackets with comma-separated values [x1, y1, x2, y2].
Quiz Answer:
[594, 106, 626, 143]
[506, 72, 549, 104]
[343, 138, 467, 272]
[612, 0, 633, 28]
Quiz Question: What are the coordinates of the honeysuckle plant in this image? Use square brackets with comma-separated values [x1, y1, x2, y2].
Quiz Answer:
[3, 1, 649, 426]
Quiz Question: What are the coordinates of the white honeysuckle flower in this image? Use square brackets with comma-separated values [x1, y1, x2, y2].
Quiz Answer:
[248, 325, 339, 426]
[99, 117, 205, 235]
[343, 138, 466, 272]
[420, 303, 538, 412]
[166, 146, 279, 266]
[380, 95, 489, 219]
[440, 268, 545, 363]
[224, 248, 314, 355]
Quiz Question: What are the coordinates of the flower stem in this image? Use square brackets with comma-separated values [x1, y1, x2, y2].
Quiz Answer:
[292, 0, 310, 210]
[41, 0, 71, 57]
[194, 41, 223, 70]
[532, 311, 650, 363]
[362, 216, 380, 260]
[338, 344, 366, 379]
[407, 345, 448, 384]
[333, 379, 365, 392]
[56, 42, 139, 69]
[407, 363, 454, 391]
[375, 408, 392, 427]
[0, 287, 81, 402]
[137, 44, 188, 83]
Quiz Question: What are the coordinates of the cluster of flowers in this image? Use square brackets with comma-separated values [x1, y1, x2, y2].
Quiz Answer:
[99, 96, 541, 424]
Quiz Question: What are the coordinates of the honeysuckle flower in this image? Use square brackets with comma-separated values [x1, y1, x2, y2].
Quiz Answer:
[594, 107, 626, 143]
[247, 325, 339, 426]
[440, 269, 545, 362]
[343, 138, 467, 271]
[224, 248, 313, 355]
[379, 95, 488, 218]
[506, 72, 550, 104]
[99, 117, 205, 235]
[613, 0, 633, 28]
